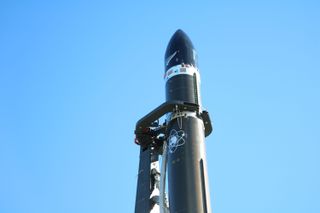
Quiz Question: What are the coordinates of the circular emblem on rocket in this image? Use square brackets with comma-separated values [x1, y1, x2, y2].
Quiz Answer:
[168, 129, 185, 153]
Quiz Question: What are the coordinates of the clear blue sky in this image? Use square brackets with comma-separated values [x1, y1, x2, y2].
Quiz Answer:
[1, 0, 319, 212]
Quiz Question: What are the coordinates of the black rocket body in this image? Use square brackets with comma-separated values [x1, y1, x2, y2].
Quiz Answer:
[134, 30, 212, 213]
[165, 29, 200, 106]
[164, 30, 211, 212]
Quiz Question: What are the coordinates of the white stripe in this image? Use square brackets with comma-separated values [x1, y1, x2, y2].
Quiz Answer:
[164, 65, 201, 83]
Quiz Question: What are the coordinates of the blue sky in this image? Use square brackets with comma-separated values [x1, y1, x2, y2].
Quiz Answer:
[0, 0, 319, 212]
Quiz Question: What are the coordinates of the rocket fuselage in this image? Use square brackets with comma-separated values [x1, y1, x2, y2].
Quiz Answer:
[164, 30, 211, 213]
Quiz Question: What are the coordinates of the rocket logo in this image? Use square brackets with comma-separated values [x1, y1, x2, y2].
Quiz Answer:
[168, 129, 185, 153]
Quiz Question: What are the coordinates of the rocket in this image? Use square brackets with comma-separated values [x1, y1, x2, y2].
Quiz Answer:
[134, 29, 212, 213]
[164, 29, 212, 213]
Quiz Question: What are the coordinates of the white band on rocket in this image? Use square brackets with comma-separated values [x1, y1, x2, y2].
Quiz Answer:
[164, 64, 200, 82]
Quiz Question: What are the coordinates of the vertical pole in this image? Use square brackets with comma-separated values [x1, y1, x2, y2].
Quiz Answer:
[135, 147, 151, 213]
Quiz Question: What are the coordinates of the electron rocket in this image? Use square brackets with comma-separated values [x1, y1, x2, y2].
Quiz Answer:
[134, 29, 212, 213]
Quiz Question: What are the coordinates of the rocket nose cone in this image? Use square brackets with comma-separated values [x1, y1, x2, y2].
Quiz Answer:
[164, 29, 198, 71]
